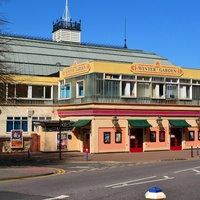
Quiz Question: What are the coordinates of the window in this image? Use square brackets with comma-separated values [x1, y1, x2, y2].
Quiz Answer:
[122, 75, 135, 80]
[8, 84, 15, 97]
[104, 132, 111, 143]
[60, 83, 71, 99]
[45, 86, 51, 98]
[32, 85, 44, 98]
[7, 117, 28, 132]
[152, 77, 164, 82]
[77, 81, 84, 97]
[150, 131, 156, 142]
[159, 131, 165, 142]
[16, 84, 28, 98]
[137, 83, 150, 97]
[166, 78, 178, 83]
[104, 80, 120, 97]
[0, 83, 6, 102]
[121, 82, 135, 97]
[152, 83, 164, 98]
[192, 86, 200, 100]
[32, 117, 52, 131]
[115, 132, 122, 143]
[189, 131, 194, 141]
[198, 131, 200, 140]
[179, 85, 190, 99]
[166, 84, 177, 99]
[180, 79, 191, 84]
[137, 76, 150, 81]
[105, 74, 120, 79]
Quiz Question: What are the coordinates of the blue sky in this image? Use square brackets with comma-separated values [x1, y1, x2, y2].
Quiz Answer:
[1, 0, 200, 69]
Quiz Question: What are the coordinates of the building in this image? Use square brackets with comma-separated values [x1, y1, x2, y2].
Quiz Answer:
[0, 2, 200, 153]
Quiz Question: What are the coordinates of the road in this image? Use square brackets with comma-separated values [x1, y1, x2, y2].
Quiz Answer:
[0, 160, 200, 199]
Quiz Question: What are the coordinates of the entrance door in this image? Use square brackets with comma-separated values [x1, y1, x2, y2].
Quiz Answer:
[130, 128, 143, 152]
[170, 128, 182, 150]
[83, 130, 90, 153]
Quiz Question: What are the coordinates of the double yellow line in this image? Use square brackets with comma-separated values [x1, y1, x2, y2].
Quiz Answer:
[50, 168, 66, 175]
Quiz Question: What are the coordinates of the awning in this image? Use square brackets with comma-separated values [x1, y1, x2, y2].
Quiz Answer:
[128, 119, 152, 128]
[169, 120, 191, 127]
[70, 120, 91, 128]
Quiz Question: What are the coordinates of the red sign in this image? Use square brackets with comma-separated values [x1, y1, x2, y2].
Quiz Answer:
[11, 130, 23, 148]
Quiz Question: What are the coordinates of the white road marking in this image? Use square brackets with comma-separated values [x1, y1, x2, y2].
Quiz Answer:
[193, 169, 200, 173]
[174, 166, 200, 173]
[43, 195, 70, 200]
[105, 176, 174, 189]
[105, 176, 157, 188]
[68, 166, 91, 169]
[163, 176, 169, 178]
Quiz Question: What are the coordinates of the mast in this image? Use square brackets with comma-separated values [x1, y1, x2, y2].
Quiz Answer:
[52, 0, 81, 43]
[62, 0, 71, 26]
[124, 18, 127, 48]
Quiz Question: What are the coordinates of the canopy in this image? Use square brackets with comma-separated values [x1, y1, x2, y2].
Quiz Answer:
[169, 120, 191, 127]
[70, 120, 91, 128]
[128, 119, 152, 128]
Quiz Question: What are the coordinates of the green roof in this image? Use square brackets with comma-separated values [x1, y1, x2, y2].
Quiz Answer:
[70, 120, 91, 128]
[169, 120, 191, 127]
[128, 120, 152, 128]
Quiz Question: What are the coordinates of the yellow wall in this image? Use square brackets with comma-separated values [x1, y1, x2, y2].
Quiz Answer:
[12, 75, 58, 85]
[61, 61, 200, 79]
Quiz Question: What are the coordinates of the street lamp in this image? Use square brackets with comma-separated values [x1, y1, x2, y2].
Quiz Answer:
[112, 116, 119, 126]
[59, 118, 62, 160]
[156, 116, 163, 126]
[196, 116, 200, 127]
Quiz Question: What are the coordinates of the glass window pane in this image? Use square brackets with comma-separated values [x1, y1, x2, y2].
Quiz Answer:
[16, 84, 28, 98]
[77, 81, 84, 97]
[8, 84, 15, 97]
[137, 83, 150, 97]
[7, 121, 13, 132]
[22, 121, 28, 132]
[122, 82, 135, 96]
[45, 86, 51, 98]
[66, 84, 70, 98]
[14, 121, 20, 129]
[60, 85, 65, 98]
[32, 85, 44, 98]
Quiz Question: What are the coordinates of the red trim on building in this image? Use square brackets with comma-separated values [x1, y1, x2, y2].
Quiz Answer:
[58, 109, 200, 117]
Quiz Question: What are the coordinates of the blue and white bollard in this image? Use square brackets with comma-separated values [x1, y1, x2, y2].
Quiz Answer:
[86, 148, 88, 161]
[145, 187, 166, 199]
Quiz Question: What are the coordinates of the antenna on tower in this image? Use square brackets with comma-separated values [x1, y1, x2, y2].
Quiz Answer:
[62, 0, 71, 25]
[52, 0, 81, 43]
[124, 18, 127, 49]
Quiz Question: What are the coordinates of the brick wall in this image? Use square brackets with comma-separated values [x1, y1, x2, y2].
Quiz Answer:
[30, 133, 40, 152]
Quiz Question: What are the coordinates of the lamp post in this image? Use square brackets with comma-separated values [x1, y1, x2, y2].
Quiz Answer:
[112, 116, 119, 126]
[156, 116, 163, 127]
[59, 118, 62, 160]
[196, 116, 200, 128]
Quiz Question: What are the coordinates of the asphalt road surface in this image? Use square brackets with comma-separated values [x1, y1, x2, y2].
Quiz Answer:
[0, 160, 200, 199]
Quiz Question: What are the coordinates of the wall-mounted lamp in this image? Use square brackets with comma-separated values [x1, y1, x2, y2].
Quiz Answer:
[112, 116, 119, 126]
[196, 116, 200, 127]
[156, 116, 163, 126]
[28, 109, 34, 118]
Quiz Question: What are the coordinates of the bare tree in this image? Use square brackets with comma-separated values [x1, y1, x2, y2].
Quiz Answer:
[0, 0, 17, 103]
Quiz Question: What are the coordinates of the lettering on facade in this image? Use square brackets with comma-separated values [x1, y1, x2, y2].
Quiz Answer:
[62, 61, 91, 78]
[130, 61, 183, 76]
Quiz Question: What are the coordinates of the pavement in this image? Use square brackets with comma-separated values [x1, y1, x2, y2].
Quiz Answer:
[0, 149, 199, 181]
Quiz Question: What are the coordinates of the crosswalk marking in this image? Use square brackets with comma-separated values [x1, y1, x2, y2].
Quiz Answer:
[44, 195, 70, 200]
